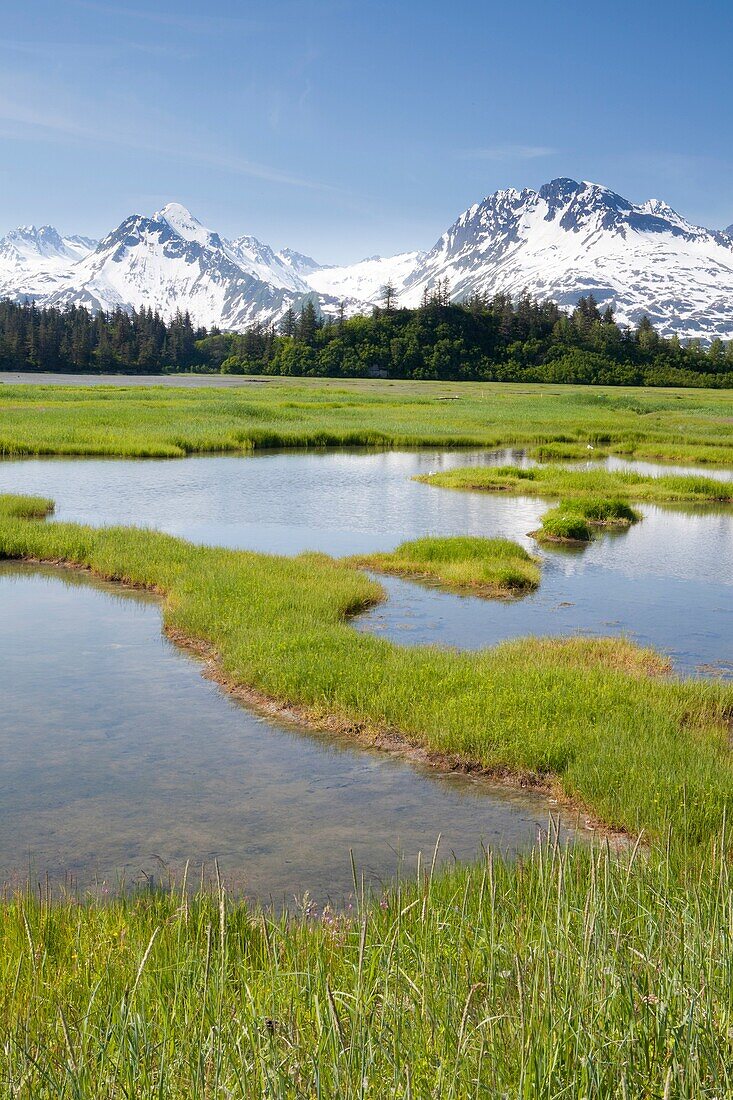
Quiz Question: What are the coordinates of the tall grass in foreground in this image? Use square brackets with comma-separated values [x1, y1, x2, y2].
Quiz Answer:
[2, 831, 733, 1097]
[0, 495, 731, 848]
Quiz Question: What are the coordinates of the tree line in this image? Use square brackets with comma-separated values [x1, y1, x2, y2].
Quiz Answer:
[1, 291, 733, 388]
[0, 300, 205, 373]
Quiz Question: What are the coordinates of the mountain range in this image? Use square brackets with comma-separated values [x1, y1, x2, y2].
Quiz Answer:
[2, 179, 732, 341]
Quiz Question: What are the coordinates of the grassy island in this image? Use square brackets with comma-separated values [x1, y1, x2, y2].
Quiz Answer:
[532, 498, 641, 544]
[349, 535, 540, 596]
[0, 494, 729, 846]
[418, 463, 733, 504]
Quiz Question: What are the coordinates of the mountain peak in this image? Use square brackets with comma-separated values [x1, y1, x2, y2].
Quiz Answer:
[277, 247, 322, 274]
[538, 177, 583, 202]
[9, 224, 65, 248]
[154, 203, 215, 247]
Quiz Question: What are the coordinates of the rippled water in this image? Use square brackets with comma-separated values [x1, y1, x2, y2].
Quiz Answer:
[0, 448, 731, 895]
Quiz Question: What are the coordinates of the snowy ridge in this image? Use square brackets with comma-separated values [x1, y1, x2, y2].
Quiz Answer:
[395, 179, 733, 340]
[38, 204, 350, 330]
[306, 251, 425, 304]
[1, 181, 732, 338]
[0, 225, 97, 302]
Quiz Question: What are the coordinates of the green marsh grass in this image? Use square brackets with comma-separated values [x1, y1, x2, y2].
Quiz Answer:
[568, 496, 641, 524]
[419, 463, 733, 503]
[0, 495, 731, 847]
[533, 498, 641, 544]
[0, 492, 54, 518]
[3, 831, 733, 1097]
[350, 535, 540, 596]
[533, 508, 593, 543]
[3, 378, 733, 461]
[2, 495, 733, 1094]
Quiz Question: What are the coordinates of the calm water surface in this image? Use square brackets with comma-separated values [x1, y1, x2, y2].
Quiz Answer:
[0, 448, 731, 894]
[0, 561, 559, 900]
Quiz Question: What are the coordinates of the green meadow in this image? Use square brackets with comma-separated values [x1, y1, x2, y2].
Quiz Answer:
[2, 377, 733, 461]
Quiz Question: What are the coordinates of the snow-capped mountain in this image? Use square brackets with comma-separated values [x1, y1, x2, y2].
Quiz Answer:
[394, 179, 733, 340]
[226, 235, 311, 293]
[43, 203, 332, 330]
[277, 248, 322, 277]
[2, 182, 733, 339]
[0, 225, 97, 302]
[306, 251, 425, 305]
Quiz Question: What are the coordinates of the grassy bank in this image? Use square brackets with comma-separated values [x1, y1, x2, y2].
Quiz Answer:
[349, 535, 540, 596]
[0, 492, 54, 518]
[419, 463, 733, 504]
[0, 495, 730, 847]
[2, 832, 733, 1098]
[2, 378, 733, 461]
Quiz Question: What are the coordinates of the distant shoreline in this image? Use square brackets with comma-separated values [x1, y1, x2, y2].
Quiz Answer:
[0, 371, 270, 387]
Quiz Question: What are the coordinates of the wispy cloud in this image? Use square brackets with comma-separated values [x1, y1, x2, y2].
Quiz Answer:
[456, 145, 559, 161]
[68, 0, 259, 34]
[0, 92, 343, 195]
[0, 37, 195, 61]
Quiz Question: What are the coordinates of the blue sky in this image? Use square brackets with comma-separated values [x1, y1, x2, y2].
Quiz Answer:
[1, 0, 732, 262]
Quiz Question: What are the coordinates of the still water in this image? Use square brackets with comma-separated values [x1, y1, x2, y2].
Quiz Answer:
[1, 561, 559, 901]
[0, 448, 731, 895]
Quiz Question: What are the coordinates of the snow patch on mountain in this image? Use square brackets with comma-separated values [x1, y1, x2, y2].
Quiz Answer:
[306, 251, 424, 304]
[0, 225, 97, 302]
[226, 235, 311, 293]
[277, 247, 322, 276]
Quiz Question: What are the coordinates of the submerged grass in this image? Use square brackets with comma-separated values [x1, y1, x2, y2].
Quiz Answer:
[2, 377, 733, 461]
[0, 494, 730, 848]
[349, 535, 540, 596]
[419, 463, 733, 503]
[3, 832, 733, 1098]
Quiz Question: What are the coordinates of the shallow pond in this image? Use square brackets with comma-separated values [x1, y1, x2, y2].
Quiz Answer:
[0, 448, 731, 895]
[1, 448, 731, 671]
[0, 561, 560, 901]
